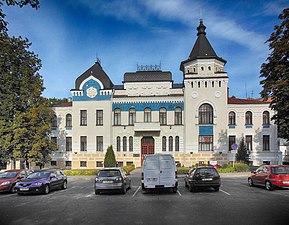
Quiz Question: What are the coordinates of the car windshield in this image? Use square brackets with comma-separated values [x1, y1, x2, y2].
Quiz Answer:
[27, 171, 51, 179]
[0, 172, 18, 178]
[98, 170, 121, 177]
[197, 168, 218, 176]
[272, 166, 289, 174]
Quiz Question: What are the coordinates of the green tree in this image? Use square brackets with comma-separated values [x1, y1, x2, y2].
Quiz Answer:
[0, 1, 57, 168]
[260, 8, 289, 141]
[236, 137, 250, 164]
[45, 97, 69, 107]
[104, 145, 117, 167]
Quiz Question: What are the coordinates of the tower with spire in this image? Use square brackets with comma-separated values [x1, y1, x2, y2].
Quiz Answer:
[181, 20, 229, 154]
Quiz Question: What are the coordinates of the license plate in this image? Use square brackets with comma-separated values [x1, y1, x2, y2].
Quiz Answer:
[283, 181, 289, 184]
[147, 178, 158, 182]
[202, 178, 213, 181]
[20, 187, 29, 191]
[103, 181, 113, 183]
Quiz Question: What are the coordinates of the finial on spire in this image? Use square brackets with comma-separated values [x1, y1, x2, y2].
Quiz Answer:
[197, 19, 206, 36]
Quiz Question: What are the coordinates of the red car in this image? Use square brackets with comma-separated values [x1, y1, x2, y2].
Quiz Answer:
[0, 169, 32, 193]
[248, 165, 289, 191]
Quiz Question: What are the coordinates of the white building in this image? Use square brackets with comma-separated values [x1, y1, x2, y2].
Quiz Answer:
[51, 21, 281, 169]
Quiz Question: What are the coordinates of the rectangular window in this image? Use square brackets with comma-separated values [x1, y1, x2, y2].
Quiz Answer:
[127, 161, 133, 166]
[51, 161, 57, 166]
[114, 109, 121, 125]
[80, 136, 87, 151]
[117, 161, 123, 167]
[65, 161, 72, 167]
[96, 161, 103, 167]
[80, 110, 87, 126]
[263, 135, 270, 151]
[66, 137, 72, 151]
[175, 110, 182, 125]
[245, 135, 252, 151]
[199, 135, 213, 151]
[96, 136, 103, 152]
[51, 137, 58, 150]
[129, 136, 133, 152]
[80, 161, 87, 167]
[229, 136, 236, 151]
[96, 110, 103, 126]
[123, 137, 127, 152]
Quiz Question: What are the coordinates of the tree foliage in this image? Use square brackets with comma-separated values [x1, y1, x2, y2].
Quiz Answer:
[260, 8, 289, 140]
[235, 137, 250, 164]
[104, 145, 117, 167]
[0, 1, 57, 168]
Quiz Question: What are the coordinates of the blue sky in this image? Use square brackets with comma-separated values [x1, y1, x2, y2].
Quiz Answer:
[3, 0, 289, 99]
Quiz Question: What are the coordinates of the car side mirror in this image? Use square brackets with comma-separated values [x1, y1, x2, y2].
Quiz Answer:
[50, 174, 56, 179]
[17, 175, 24, 179]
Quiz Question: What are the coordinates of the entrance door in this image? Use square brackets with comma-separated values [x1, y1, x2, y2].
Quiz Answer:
[141, 137, 155, 165]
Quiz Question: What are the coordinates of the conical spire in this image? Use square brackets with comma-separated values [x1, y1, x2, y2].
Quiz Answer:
[180, 20, 226, 72]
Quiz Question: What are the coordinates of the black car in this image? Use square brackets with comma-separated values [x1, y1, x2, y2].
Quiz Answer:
[15, 169, 67, 195]
[184, 166, 221, 192]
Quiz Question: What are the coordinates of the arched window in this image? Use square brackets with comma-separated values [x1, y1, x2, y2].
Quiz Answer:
[228, 111, 236, 125]
[245, 111, 253, 125]
[129, 136, 133, 152]
[52, 114, 57, 128]
[162, 136, 166, 152]
[174, 107, 182, 125]
[114, 108, 121, 125]
[175, 136, 179, 152]
[66, 114, 72, 127]
[144, 107, 151, 122]
[199, 103, 213, 124]
[123, 136, 127, 152]
[129, 108, 136, 125]
[169, 136, 173, 151]
[116, 136, 121, 152]
[263, 111, 270, 125]
[159, 107, 167, 125]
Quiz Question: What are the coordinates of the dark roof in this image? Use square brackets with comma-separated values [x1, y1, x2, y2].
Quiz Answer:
[228, 96, 271, 104]
[180, 20, 226, 71]
[172, 83, 184, 88]
[74, 62, 113, 90]
[52, 102, 72, 107]
[113, 85, 124, 90]
[124, 70, 172, 82]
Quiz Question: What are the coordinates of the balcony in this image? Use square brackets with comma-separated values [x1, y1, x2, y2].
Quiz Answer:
[134, 122, 160, 132]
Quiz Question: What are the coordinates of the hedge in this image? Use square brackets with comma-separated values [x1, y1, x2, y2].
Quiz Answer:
[63, 164, 136, 176]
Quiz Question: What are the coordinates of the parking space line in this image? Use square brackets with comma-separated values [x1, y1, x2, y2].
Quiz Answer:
[132, 186, 141, 197]
[220, 189, 231, 196]
[177, 190, 182, 196]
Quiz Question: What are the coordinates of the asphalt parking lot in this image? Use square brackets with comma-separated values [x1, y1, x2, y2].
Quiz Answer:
[1, 171, 289, 225]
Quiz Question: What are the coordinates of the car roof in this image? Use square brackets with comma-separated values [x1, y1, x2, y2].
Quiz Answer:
[3, 169, 25, 172]
[196, 166, 215, 169]
[100, 167, 121, 170]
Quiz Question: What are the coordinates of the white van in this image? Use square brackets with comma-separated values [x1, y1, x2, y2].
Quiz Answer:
[141, 154, 178, 193]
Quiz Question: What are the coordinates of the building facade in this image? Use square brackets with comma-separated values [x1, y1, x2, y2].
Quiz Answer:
[51, 21, 282, 169]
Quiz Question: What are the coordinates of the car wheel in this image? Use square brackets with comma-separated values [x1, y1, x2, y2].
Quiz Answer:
[248, 178, 254, 187]
[214, 187, 219, 191]
[61, 180, 67, 189]
[172, 187, 177, 193]
[188, 185, 195, 192]
[10, 184, 16, 193]
[265, 181, 273, 191]
[122, 187, 127, 194]
[44, 184, 50, 194]
[185, 180, 188, 188]
[95, 190, 100, 195]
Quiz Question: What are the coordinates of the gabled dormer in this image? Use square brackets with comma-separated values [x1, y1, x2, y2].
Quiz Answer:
[180, 20, 227, 79]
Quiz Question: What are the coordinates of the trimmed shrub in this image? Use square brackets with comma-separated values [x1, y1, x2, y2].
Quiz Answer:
[104, 145, 117, 167]
[218, 163, 249, 173]
[122, 164, 135, 173]
[177, 167, 190, 174]
[64, 169, 99, 176]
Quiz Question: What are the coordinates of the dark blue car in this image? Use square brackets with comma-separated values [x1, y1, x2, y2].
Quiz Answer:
[15, 169, 67, 195]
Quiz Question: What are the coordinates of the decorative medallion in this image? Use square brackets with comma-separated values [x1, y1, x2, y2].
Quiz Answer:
[86, 87, 97, 98]
[215, 91, 221, 98]
[192, 91, 198, 99]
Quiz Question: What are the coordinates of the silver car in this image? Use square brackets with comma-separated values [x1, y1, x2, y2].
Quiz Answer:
[95, 168, 131, 194]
